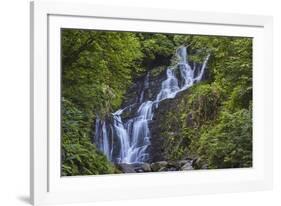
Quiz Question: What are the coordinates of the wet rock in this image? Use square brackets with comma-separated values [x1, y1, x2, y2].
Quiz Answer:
[140, 163, 152, 172]
[132, 163, 151, 172]
[135, 168, 145, 173]
[166, 161, 181, 170]
[117, 159, 197, 173]
[149, 159, 195, 172]
[116, 164, 136, 173]
[151, 161, 168, 171]
[192, 158, 205, 169]
[167, 167, 177, 171]
[181, 161, 193, 170]
[159, 167, 169, 172]
[149, 89, 192, 162]
[178, 160, 190, 167]
[201, 164, 208, 169]
[121, 66, 167, 110]
[119, 103, 140, 121]
[116, 163, 152, 173]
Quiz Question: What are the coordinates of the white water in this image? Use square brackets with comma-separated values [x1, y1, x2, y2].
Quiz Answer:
[94, 46, 210, 163]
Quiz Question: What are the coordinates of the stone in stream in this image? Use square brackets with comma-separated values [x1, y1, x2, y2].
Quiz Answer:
[132, 163, 152, 172]
[116, 163, 136, 173]
[167, 167, 177, 171]
[150, 161, 168, 172]
[167, 160, 185, 170]
[159, 167, 169, 172]
[116, 163, 152, 173]
[140, 163, 152, 172]
[181, 160, 194, 171]
[117, 159, 196, 173]
[178, 160, 191, 167]
[192, 158, 208, 169]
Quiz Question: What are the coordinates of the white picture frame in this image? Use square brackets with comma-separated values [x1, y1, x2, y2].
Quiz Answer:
[30, 0, 273, 205]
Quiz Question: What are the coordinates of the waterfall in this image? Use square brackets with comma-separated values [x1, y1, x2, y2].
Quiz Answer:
[94, 46, 210, 164]
[94, 117, 112, 160]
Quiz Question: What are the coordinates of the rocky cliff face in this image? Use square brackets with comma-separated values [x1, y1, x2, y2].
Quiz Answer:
[116, 66, 168, 126]
[149, 89, 193, 162]
[121, 66, 167, 109]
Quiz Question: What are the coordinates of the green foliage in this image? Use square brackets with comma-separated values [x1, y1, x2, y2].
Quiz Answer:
[188, 84, 222, 126]
[138, 33, 175, 70]
[62, 98, 118, 176]
[198, 109, 252, 168]
[157, 83, 223, 161]
[62, 29, 143, 117]
[62, 29, 144, 176]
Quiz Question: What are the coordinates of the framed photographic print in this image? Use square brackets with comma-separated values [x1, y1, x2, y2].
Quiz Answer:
[30, 0, 273, 205]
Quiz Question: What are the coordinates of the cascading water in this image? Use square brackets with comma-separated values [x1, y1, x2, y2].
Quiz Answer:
[94, 46, 210, 164]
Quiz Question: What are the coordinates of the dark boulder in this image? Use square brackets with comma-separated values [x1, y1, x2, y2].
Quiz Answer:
[116, 163, 152, 173]
[150, 161, 168, 172]
[116, 164, 136, 173]
[181, 160, 194, 171]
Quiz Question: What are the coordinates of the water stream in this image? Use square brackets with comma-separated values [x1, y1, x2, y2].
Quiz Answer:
[94, 46, 210, 164]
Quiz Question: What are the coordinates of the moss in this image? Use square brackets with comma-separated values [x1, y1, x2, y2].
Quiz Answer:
[151, 83, 222, 161]
[150, 66, 166, 77]
[152, 81, 252, 169]
[187, 84, 222, 126]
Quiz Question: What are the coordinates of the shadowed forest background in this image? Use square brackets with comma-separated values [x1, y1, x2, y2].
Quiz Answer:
[61, 29, 252, 176]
